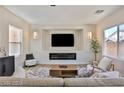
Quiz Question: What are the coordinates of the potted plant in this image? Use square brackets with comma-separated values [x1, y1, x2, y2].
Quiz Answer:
[90, 39, 100, 62]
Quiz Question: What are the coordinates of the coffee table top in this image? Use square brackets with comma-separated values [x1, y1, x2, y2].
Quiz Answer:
[50, 65, 77, 70]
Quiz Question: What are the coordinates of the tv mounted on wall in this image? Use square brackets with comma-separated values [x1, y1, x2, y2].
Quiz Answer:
[51, 34, 74, 47]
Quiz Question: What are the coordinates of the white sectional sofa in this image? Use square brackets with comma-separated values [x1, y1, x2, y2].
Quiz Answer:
[0, 77, 63, 87]
[64, 78, 124, 87]
[0, 77, 124, 87]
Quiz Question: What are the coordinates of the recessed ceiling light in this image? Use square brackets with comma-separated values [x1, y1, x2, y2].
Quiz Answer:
[95, 10, 104, 14]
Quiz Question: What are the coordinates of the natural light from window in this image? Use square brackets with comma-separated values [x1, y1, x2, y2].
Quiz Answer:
[104, 24, 124, 60]
[9, 25, 23, 57]
[119, 24, 124, 59]
[104, 26, 118, 57]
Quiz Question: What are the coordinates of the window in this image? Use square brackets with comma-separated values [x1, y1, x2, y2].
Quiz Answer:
[104, 24, 124, 60]
[104, 26, 118, 57]
[9, 25, 23, 57]
[119, 24, 124, 59]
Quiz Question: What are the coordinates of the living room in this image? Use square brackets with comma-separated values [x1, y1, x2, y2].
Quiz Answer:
[0, 4, 124, 87]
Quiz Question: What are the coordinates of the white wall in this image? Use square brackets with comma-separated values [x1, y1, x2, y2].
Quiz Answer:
[30, 24, 96, 64]
[96, 7, 124, 59]
[0, 5, 97, 66]
[0, 6, 31, 67]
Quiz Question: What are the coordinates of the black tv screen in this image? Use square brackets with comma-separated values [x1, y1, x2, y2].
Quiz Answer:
[52, 34, 74, 47]
[0, 56, 15, 76]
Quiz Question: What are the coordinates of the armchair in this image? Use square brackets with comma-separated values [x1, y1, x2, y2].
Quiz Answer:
[78, 57, 115, 77]
[24, 54, 37, 67]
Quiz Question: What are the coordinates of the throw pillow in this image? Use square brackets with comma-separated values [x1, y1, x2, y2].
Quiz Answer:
[98, 57, 112, 71]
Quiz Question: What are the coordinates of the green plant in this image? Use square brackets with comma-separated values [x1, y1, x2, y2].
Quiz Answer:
[90, 39, 100, 61]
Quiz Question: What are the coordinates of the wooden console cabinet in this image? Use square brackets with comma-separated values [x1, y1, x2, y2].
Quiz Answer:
[50, 65, 78, 78]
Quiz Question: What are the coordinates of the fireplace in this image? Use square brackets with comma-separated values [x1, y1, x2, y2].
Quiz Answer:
[49, 53, 76, 60]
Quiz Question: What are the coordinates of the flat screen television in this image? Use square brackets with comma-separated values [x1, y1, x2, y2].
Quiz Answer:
[52, 34, 74, 47]
[0, 56, 15, 76]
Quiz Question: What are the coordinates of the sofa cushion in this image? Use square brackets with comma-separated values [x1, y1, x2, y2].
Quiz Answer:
[23, 78, 63, 87]
[25, 59, 37, 66]
[64, 78, 124, 87]
[91, 71, 120, 78]
[0, 77, 23, 86]
[0, 77, 63, 87]
[98, 57, 112, 71]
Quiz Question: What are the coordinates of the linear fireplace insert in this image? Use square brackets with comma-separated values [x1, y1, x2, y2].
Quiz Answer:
[49, 53, 76, 60]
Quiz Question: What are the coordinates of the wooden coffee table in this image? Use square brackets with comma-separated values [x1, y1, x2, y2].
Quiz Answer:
[50, 65, 78, 78]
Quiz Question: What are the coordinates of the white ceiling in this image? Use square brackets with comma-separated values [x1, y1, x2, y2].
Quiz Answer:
[4, 5, 123, 25]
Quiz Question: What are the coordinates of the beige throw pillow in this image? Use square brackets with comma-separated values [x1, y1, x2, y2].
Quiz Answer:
[98, 57, 112, 71]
